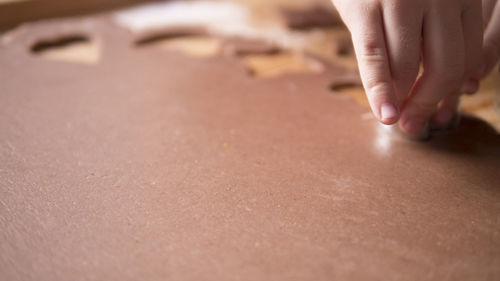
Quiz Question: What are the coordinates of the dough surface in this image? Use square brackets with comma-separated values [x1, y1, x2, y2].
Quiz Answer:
[0, 15, 499, 281]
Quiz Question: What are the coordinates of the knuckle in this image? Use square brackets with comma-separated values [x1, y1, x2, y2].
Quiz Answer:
[357, 42, 386, 65]
[358, 38, 385, 57]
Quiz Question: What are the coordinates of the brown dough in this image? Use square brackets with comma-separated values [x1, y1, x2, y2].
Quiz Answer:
[280, 6, 344, 29]
[0, 16, 499, 281]
[333, 35, 354, 57]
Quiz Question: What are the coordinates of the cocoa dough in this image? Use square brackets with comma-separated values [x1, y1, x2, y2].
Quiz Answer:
[280, 6, 344, 29]
[0, 16, 499, 281]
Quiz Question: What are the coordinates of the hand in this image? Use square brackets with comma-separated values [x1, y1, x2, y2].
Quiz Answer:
[331, 0, 489, 136]
[479, 0, 500, 81]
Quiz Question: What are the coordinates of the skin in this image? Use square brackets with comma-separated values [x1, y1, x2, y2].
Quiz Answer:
[331, 0, 500, 136]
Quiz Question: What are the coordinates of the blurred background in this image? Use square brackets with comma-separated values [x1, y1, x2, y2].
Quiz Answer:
[1, 0, 499, 130]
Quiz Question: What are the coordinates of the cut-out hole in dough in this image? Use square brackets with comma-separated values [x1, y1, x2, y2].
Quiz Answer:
[136, 33, 221, 58]
[334, 37, 354, 57]
[240, 51, 324, 78]
[223, 37, 280, 56]
[330, 82, 368, 106]
[31, 35, 99, 65]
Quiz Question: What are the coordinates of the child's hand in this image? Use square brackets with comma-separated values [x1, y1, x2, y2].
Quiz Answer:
[332, 0, 499, 135]
[481, 0, 500, 82]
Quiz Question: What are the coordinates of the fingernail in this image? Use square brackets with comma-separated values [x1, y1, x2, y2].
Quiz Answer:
[461, 78, 479, 94]
[380, 103, 398, 124]
[402, 118, 427, 135]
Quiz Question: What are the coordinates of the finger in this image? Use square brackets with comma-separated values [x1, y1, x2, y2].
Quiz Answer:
[344, 3, 399, 124]
[432, 92, 461, 127]
[483, 0, 498, 29]
[480, 1, 500, 78]
[461, 1, 483, 94]
[382, 1, 423, 104]
[399, 7, 465, 135]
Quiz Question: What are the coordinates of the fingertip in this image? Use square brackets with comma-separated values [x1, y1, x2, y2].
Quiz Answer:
[461, 78, 479, 94]
[396, 118, 430, 141]
[379, 102, 399, 124]
[399, 116, 429, 137]
[432, 108, 455, 127]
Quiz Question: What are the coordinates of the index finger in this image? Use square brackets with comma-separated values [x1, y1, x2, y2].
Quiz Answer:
[343, 3, 399, 124]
